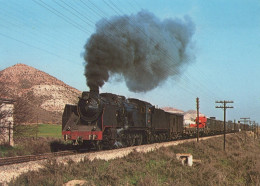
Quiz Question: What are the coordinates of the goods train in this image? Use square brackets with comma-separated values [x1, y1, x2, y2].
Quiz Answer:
[184, 116, 249, 136]
[62, 90, 249, 150]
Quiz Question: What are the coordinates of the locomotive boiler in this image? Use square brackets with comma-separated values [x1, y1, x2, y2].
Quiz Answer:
[62, 89, 184, 149]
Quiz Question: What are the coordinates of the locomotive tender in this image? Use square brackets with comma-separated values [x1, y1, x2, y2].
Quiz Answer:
[62, 89, 249, 150]
[62, 89, 183, 149]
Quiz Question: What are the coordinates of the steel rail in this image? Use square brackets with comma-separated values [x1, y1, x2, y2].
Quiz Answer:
[0, 151, 76, 166]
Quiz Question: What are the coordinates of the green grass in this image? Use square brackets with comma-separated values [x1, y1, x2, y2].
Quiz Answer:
[37, 124, 62, 138]
[0, 145, 15, 157]
[14, 124, 62, 138]
[0, 124, 64, 157]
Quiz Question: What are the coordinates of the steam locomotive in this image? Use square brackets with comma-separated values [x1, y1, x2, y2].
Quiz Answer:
[62, 90, 249, 150]
[62, 89, 183, 150]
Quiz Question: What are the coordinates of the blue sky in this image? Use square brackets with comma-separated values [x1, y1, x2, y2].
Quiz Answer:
[0, 0, 260, 123]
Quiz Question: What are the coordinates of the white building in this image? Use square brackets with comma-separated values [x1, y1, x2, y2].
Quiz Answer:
[0, 98, 14, 146]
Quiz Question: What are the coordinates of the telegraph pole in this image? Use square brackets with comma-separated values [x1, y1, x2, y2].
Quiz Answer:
[215, 100, 234, 151]
[240, 117, 250, 142]
[257, 123, 259, 138]
[240, 117, 250, 129]
[234, 119, 236, 132]
[196, 97, 199, 142]
[253, 121, 256, 140]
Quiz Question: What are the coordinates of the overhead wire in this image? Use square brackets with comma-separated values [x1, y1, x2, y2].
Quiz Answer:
[0, 1, 84, 65]
[2, 0, 218, 102]
[0, 10, 79, 56]
[0, 32, 79, 66]
[55, 0, 201, 97]
[103, 1, 237, 118]
[32, 0, 91, 35]
[1, 0, 242, 119]
[120, 1, 228, 101]
[74, 1, 214, 101]
[86, 0, 202, 97]
[52, 0, 96, 27]
[101, 0, 210, 98]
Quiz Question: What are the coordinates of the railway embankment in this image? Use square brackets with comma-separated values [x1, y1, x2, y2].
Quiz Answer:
[1, 132, 255, 185]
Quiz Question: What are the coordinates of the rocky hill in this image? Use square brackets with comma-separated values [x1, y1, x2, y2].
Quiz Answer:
[0, 63, 81, 124]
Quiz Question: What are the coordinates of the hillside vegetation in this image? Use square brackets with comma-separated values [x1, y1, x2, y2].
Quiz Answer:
[9, 132, 260, 186]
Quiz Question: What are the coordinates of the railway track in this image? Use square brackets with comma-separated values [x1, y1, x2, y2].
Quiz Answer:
[1, 133, 245, 185]
[0, 132, 240, 167]
[0, 151, 76, 166]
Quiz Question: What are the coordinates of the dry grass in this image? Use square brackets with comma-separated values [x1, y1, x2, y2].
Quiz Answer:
[0, 138, 68, 157]
[9, 132, 260, 186]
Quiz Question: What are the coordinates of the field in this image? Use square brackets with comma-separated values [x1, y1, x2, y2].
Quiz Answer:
[14, 123, 62, 138]
[37, 124, 62, 138]
[8, 132, 260, 186]
[0, 124, 63, 157]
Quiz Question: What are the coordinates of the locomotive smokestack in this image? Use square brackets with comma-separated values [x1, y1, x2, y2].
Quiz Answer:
[84, 10, 195, 92]
[89, 85, 99, 98]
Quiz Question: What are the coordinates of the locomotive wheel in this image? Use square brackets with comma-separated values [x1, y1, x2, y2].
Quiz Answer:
[160, 134, 166, 142]
[103, 128, 116, 149]
[125, 134, 135, 147]
[127, 138, 135, 147]
[135, 134, 143, 146]
[94, 141, 103, 151]
[157, 134, 162, 142]
[150, 134, 156, 143]
[155, 134, 160, 142]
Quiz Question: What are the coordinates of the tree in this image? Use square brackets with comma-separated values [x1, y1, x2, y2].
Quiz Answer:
[13, 95, 36, 137]
[0, 82, 14, 145]
[0, 82, 36, 143]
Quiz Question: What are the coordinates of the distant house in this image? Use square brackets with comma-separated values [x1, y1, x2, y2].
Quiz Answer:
[0, 98, 15, 146]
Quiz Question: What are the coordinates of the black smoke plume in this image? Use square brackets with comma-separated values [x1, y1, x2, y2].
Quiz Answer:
[84, 10, 195, 92]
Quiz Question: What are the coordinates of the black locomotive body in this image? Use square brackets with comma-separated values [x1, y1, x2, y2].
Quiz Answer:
[62, 90, 183, 149]
[62, 90, 250, 149]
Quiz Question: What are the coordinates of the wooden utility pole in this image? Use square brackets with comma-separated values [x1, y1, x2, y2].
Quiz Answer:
[240, 117, 250, 129]
[234, 119, 236, 132]
[253, 121, 256, 140]
[215, 100, 234, 151]
[240, 117, 250, 142]
[36, 115, 38, 140]
[257, 123, 259, 138]
[196, 97, 199, 142]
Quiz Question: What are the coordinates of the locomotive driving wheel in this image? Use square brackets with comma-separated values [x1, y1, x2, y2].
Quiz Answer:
[94, 141, 103, 151]
[124, 134, 135, 147]
[103, 128, 116, 149]
[135, 133, 143, 146]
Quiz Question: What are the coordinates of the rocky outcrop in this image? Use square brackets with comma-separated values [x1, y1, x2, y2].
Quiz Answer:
[0, 63, 81, 124]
